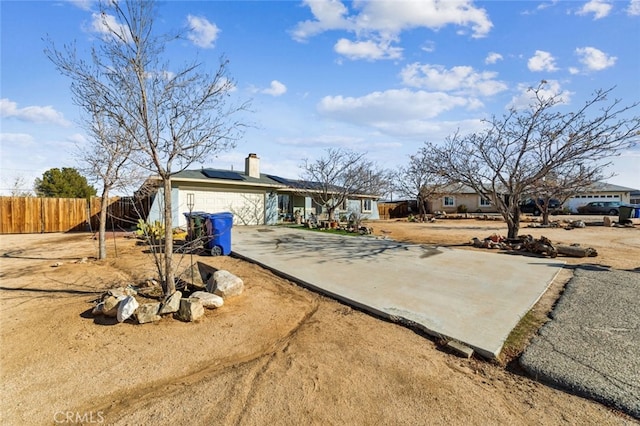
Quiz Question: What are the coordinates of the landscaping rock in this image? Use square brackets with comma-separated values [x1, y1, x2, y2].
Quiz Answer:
[603, 216, 614, 227]
[102, 295, 121, 317]
[117, 295, 139, 323]
[209, 270, 244, 298]
[178, 298, 204, 322]
[108, 286, 138, 298]
[191, 291, 224, 309]
[136, 303, 161, 324]
[91, 301, 104, 316]
[158, 291, 182, 315]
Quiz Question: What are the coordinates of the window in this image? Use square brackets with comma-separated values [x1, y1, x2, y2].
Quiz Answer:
[479, 197, 491, 207]
[362, 199, 372, 212]
[443, 196, 455, 207]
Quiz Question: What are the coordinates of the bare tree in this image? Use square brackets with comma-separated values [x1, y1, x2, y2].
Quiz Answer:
[394, 150, 451, 221]
[299, 148, 386, 221]
[46, 0, 249, 296]
[9, 176, 33, 197]
[78, 104, 140, 260]
[525, 165, 601, 225]
[423, 82, 639, 239]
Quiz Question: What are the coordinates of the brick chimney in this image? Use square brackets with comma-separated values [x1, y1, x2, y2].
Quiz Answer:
[245, 153, 260, 178]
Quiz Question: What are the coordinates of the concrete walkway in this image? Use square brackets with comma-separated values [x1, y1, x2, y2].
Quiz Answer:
[231, 227, 564, 358]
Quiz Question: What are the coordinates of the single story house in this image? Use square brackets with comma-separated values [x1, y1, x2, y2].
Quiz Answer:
[429, 181, 637, 214]
[428, 184, 496, 214]
[143, 153, 380, 227]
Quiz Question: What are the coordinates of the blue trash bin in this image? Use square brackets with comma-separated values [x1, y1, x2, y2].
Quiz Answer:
[204, 212, 234, 256]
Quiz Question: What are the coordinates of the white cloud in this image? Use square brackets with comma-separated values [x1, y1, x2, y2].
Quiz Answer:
[186, 15, 220, 49]
[569, 67, 580, 75]
[334, 38, 403, 60]
[261, 80, 287, 97]
[527, 50, 558, 72]
[628, 0, 640, 15]
[0, 99, 70, 126]
[485, 52, 503, 65]
[66, 133, 87, 144]
[317, 89, 473, 133]
[508, 80, 572, 110]
[400, 63, 507, 97]
[67, 0, 92, 11]
[88, 12, 132, 43]
[277, 134, 365, 148]
[291, 0, 352, 41]
[421, 40, 436, 53]
[0, 133, 35, 145]
[292, 0, 493, 60]
[575, 46, 617, 71]
[576, 0, 612, 19]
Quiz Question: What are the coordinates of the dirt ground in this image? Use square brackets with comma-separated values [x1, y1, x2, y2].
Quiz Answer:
[0, 216, 638, 425]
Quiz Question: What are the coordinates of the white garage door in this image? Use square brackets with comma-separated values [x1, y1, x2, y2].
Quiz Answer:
[178, 188, 265, 225]
[567, 194, 620, 213]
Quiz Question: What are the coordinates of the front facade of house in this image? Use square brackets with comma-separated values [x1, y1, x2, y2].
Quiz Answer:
[429, 186, 496, 214]
[144, 154, 380, 227]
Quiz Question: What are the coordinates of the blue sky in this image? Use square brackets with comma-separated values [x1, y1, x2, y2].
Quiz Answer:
[1, 0, 639, 195]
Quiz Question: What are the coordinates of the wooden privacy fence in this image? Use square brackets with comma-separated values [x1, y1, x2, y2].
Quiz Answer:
[377, 201, 414, 220]
[0, 196, 150, 234]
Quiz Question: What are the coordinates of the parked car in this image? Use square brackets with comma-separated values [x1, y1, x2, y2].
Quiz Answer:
[576, 201, 621, 215]
[519, 198, 561, 215]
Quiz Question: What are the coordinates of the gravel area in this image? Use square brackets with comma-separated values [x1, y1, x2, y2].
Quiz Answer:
[520, 267, 640, 419]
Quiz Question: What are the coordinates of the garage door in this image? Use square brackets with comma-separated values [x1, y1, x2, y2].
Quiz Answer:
[178, 188, 265, 225]
[567, 194, 620, 213]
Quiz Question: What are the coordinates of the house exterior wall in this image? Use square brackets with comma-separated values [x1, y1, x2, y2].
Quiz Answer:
[147, 187, 181, 227]
[430, 194, 496, 214]
[147, 183, 277, 226]
[265, 192, 278, 225]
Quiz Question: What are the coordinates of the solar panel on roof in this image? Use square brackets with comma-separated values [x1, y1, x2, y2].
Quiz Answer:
[267, 175, 293, 185]
[201, 169, 245, 180]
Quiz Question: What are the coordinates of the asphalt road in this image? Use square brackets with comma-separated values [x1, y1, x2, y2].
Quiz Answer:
[520, 267, 640, 419]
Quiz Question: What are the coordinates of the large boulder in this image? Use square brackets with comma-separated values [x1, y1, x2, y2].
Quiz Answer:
[136, 303, 161, 324]
[208, 270, 244, 298]
[117, 296, 139, 323]
[191, 291, 224, 309]
[177, 298, 204, 322]
[158, 291, 182, 315]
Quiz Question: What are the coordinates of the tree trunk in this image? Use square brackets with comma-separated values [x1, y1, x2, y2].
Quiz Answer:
[162, 177, 176, 296]
[506, 209, 520, 239]
[327, 207, 335, 221]
[418, 196, 427, 221]
[557, 245, 598, 257]
[541, 210, 551, 226]
[98, 188, 110, 260]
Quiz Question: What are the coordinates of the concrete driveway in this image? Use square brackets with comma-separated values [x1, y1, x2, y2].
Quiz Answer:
[231, 227, 564, 358]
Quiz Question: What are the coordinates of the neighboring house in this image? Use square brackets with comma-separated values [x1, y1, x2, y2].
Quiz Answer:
[143, 153, 380, 227]
[429, 181, 637, 214]
[429, 185, 497, 214]
[631, 190, 640, 205]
